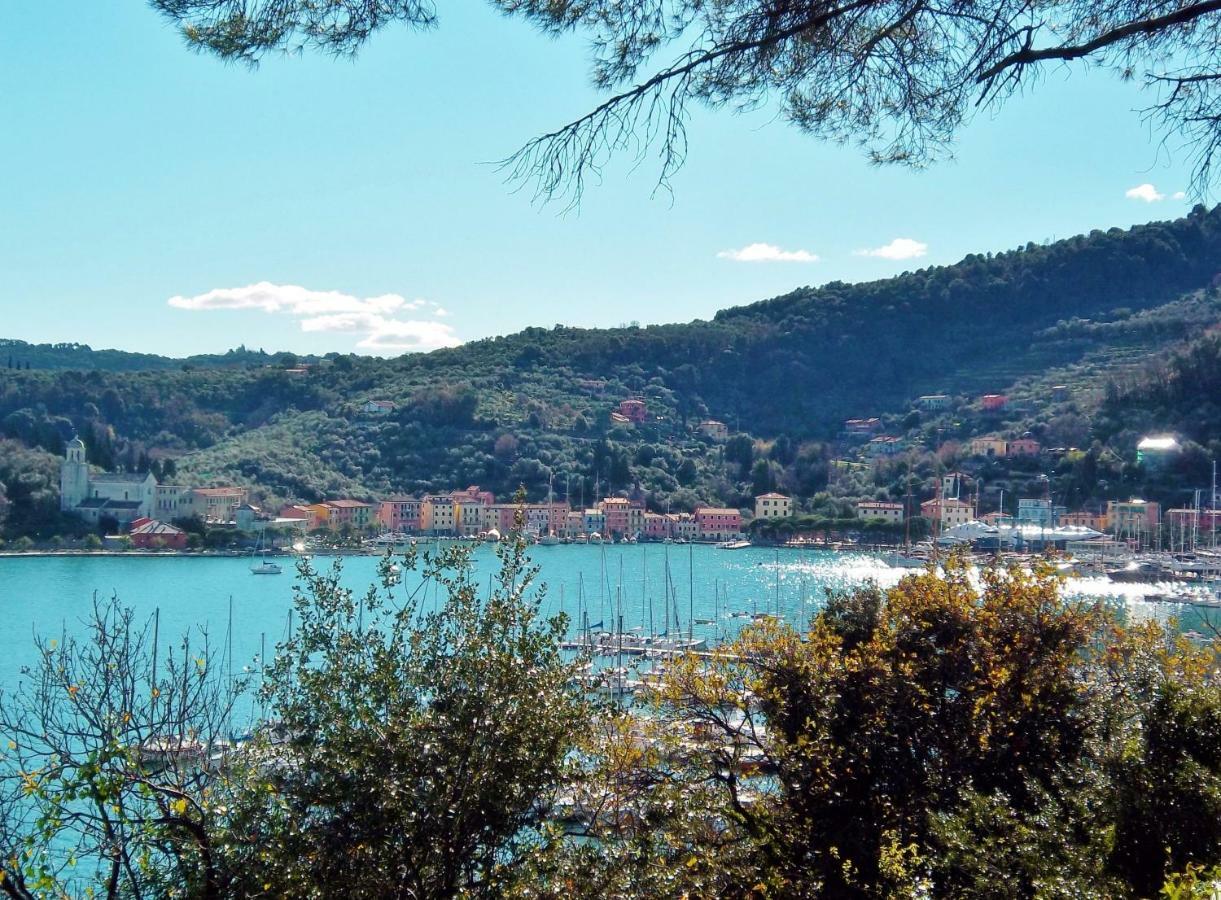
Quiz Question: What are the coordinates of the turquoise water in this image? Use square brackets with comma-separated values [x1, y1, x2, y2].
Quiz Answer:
[0, 546, 897, 685]
[0, 545, 1199, 694]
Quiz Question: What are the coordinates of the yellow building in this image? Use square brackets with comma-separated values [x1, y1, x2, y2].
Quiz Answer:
[754, 493, 793, 520]
[968, 436, 1008, 458]
[421, 495, 459, 534]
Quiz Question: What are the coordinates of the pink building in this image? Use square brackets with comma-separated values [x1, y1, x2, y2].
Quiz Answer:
[450, 485, 496, 507]
[643, 512, 670, 540]
[599, 497, 643, 537]
[694, 507, 742, 541]
[377, 496, 422, 532]
[981, 394, 1008, 412]
[1006, 437, 1041, 457]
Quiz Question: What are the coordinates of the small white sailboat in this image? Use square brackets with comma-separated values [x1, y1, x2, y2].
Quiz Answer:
[249, 531, 282, 575]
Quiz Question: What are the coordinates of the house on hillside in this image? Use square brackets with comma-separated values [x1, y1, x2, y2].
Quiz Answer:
[363, 399, 396, 416]
[865, 435, 905, 457]
[1006, 436, 1041, 457]
[916, 394, 950, 411]
[698, 420, 729, 442]
[980, 394, 1008, 412]
[969, 436, 1008, 458]
[1136, 435, 1181, 470]
[754, 493, 792, 520]
[617, 398, 647, 423]
[844, 417, 882, 437]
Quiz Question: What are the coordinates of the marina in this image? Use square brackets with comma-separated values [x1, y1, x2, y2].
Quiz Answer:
[1, 543, 1215, 701]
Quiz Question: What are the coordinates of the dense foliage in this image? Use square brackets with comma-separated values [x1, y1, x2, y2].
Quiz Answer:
[0, 551, 1217, 898]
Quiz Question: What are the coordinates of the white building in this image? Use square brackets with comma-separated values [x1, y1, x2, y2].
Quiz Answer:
[857, 501, 904, 523]
[60, 437, 156, 526]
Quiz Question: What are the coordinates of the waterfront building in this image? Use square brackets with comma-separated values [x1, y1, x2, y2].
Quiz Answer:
[421, 495, 459, 534]
[1017, 498, 1056, 528]
[129, 519, 188, 550]
[856, 500, 904, 523]
[60, 437, 156, 526]
[920, 497, 974, 528]
[1107, 499, 1161, 545]
[377, 496, 423, 532]
[1060, 510, 1108, 531]
[190, 487, 249, 523]
[694, 507, 742, 541]
[755, 493, 793, 520]
[154, 484, 194, 520]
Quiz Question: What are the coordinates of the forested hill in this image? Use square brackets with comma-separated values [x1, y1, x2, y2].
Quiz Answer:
[0, 340, 308, 372]
[3, 206, 1221, 518]
[408, 203, 1221, 437]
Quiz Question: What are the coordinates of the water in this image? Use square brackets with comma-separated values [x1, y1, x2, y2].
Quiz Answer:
[0, 545, 1205, 695]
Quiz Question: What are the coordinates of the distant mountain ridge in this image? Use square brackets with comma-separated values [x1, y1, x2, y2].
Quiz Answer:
[3, 206, 1221, 511]
[0, 339, 314, 372]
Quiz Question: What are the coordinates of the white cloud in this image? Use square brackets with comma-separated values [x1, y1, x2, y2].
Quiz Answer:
[357, 319, 461, 351]
[1125, 183, 1165, 202]
[168, 282, 460, 353]
[432, 306, 451, 317]
[1172, 191, 1187, 201]
[855, 238, 928, 261]
[717, 242, 819, 263]
[167, 281, 408, 316]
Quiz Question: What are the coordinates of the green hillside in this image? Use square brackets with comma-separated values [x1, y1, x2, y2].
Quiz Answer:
[3, 206, 1221, 534]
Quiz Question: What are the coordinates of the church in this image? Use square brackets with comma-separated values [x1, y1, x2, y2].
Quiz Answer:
[60, 437, 157, 526]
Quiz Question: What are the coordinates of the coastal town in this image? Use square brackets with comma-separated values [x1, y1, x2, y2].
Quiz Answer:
[49, 383, 1220, 564]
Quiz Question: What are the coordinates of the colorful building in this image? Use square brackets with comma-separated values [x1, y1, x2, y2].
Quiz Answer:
[377, 496, 423, 532]
[698, 420, 729, 441]
[129, 519, 188, 550]
[191, 487, 249, 523]
[694, 507, 742, 541]
[968, 436, 1008, 458]
[981, 394, 1008, 412]
[920, 497, 974, 528]
[1006, 436, 1041, 457]
[754, 493, 792, 520]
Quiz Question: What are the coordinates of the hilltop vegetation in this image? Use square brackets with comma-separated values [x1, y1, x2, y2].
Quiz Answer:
[2, 208, 1221, 535]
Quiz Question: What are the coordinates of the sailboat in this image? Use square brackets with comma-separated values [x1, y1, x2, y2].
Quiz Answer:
[540, 472, 561, 545]
[249, 529, 282, 575]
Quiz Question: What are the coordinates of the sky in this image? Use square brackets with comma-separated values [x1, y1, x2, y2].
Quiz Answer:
[0, 2, 1204, 357]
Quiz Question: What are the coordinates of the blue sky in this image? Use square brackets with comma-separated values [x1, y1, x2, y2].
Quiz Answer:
[0, 2, 1201, 356]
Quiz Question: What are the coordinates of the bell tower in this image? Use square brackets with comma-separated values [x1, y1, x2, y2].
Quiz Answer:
[60, 436, 89, 511]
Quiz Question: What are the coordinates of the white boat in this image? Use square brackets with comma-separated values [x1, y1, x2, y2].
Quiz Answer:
[251, 558, 282, 575]
[717, 540, 752, 550]
[249, 531, 282, 574]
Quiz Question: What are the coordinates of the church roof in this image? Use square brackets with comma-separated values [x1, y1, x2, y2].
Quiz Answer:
[77, 498, 142, 510]
[90, 472, 155, 485]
